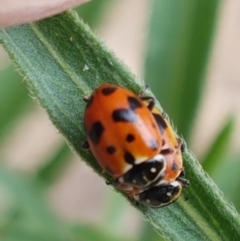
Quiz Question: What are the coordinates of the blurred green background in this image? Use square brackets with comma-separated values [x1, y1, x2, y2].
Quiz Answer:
[1, 1, 240, 240]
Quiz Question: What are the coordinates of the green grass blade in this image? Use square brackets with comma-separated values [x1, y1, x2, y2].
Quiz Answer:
[144, 0, 219, 140]
[0, 11, 240, 241]
[201, 117, 234, 174]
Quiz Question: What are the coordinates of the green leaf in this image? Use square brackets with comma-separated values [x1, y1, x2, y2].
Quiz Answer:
[0, 10, 240, 241]
[144, 0, 219, 141]
[201, 117, 234, 174]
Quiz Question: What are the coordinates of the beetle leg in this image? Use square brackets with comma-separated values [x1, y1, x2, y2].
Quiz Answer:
[140, 96, 155, 111]
[82, 140, 90, 149]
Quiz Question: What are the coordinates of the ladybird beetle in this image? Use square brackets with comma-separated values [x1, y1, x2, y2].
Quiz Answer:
[83, 83, 189, 208]
[83, 84, 166, 188]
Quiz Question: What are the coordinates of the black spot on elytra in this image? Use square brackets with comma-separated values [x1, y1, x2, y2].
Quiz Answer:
[162, 139, 166, 146]
[106, 146, 116, 155]
[149, 139, 158, 151]
[128, 96, 142, 110]
[112, 109, 137, 122]
[126, 133, 135, 143]
[124, 152, 135, 164]
[161, 148, 174, 155]
[85, 95, 94, 109]
[88, 121, 105, 145]
[102, 86, 117, 96]
[172, 162, 179, 171]
[152, 113, 167, 134]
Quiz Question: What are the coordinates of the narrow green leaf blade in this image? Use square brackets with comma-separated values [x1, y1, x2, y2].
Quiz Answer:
[0, 11, 240, 241]
[201, 117, 234, 174]
[144, 0, 219, 140]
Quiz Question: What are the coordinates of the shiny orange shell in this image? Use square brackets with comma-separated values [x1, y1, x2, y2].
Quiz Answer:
[83, 84, 163, 178]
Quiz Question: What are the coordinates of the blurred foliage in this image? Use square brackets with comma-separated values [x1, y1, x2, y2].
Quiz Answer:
[0, 167, 134, 241]
[201, 117, 234, 174]
[0, 65, 33, 140]
[36, 143, 73, 185]
[144, 1, 219, 141]
[211, 155, 240, 212]
[75, 0, 112, 28]
[0, 0, 239, 241]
